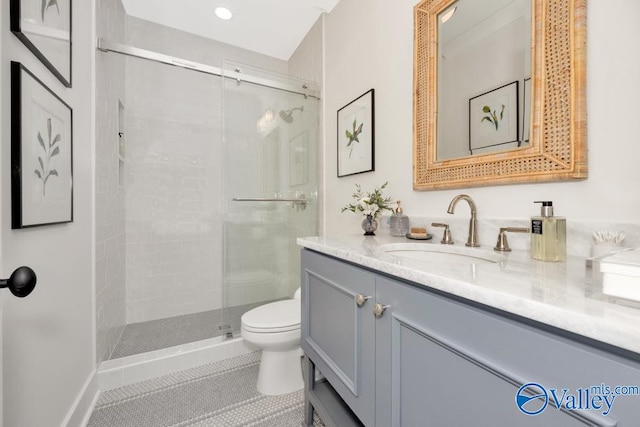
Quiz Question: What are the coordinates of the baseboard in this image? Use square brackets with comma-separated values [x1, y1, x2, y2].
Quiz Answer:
[63, 370, 99, 427]
[59, 337, 255, 425]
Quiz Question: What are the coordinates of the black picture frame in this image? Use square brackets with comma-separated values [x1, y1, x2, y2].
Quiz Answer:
[337, 89, 375, 177]
[10, 0, 72, 87]
[11, 62, 73, 229]
[522, 77, 531, 145]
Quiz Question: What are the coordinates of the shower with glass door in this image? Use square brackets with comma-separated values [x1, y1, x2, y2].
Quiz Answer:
[96, 33, 319, 361]
[221, 62, 319, 337]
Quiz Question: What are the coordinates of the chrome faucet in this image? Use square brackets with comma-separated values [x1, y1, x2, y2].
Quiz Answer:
[447, 194, 480, 247]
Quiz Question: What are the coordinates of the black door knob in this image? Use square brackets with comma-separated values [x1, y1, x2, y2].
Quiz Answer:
[0, 266, 37, 298]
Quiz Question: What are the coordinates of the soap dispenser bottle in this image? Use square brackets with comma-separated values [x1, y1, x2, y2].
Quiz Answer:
[390, 200, 411, 237]
[530, 201, 566, 262]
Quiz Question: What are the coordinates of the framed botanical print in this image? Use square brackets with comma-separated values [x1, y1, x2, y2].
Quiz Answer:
[337, 89, 375, 177]
[468, 81, 519, 154]
[11, 62, 73, 228]
[10, 0, 72, 87]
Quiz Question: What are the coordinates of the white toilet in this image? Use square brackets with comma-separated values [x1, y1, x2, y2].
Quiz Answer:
[240, 288, 303, 395]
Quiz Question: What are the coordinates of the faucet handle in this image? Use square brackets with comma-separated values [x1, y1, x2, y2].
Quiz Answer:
[431, 223, 454, 245]
[494, 227, 530, 252]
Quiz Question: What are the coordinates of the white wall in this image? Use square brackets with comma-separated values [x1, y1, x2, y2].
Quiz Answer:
[323, 0, 640, 238]
[1, 0, 95, 425]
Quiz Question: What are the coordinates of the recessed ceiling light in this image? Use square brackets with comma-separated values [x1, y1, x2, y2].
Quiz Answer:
[215, 6, 233, 20]
[441, 6, 457, 24]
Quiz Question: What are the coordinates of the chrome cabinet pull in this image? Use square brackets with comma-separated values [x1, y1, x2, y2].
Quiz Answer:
[373, 303, 390, 318]
[355, 294, 372, 307]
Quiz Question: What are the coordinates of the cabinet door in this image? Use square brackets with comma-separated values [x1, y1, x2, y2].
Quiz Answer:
[374, 276, 601, 427]
[301, 250, 376, 426]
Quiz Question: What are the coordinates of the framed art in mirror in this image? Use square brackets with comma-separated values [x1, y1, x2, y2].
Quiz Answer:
[10, 0, 72, 87]
[469, 81, 519, 155]
[413, 0, 587, 190]
[338, 89, 375, 177]
[11, 62, 73, 229]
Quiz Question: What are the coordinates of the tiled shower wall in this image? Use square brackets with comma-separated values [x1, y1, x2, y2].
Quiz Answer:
[96, 0, 127, 363]
[123, 17, 289, 323]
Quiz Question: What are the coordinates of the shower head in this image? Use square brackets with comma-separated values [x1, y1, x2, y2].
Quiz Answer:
[279, 106, 304, 123]
[279, 110, 294, 123]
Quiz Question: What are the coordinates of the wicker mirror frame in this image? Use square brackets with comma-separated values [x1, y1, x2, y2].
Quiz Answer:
[413, 0, 587, 190]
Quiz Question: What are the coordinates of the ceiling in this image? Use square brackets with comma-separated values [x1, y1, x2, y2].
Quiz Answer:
[120, 0, 341, 60]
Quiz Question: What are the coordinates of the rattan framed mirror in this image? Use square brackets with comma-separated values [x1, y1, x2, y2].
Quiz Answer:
[413, 0, 587, 190]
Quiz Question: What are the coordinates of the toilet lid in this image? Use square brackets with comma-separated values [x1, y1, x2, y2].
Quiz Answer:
[241, 299, 301, 332]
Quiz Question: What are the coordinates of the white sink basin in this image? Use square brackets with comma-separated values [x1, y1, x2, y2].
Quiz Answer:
[378, 243, 504, 265]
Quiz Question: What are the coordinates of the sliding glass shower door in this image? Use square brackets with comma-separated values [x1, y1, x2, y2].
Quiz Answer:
[221, 62, 319, 337]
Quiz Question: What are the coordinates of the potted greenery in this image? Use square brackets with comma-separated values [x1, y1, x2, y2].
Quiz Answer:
[342, 182, 393, 235]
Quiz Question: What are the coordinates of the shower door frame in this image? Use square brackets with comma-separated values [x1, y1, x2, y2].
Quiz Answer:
[97, 38, 320, 100]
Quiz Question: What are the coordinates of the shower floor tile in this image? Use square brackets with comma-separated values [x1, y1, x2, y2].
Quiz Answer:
[110, 302, 268, 360]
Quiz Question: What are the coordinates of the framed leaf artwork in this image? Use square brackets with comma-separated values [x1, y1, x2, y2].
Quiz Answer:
[11, 62, 73, 228]
[468, 81, 519, 155]
[337, 89, 375, 177]
[10, 0, 72, 87]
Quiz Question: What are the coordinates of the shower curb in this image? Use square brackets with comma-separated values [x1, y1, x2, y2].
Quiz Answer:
[97, 337, 256, 391]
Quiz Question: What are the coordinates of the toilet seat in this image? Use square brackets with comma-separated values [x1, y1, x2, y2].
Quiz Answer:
[241, 299, 301, 333]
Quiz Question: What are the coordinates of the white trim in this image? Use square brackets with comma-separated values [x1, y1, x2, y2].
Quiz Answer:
[90, 0, 98, 370]
[62, 371, 99, 427]
[97, 337, 255, 390]
[60, 337, 256, 425]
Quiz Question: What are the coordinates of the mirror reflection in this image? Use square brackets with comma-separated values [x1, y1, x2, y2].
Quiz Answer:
[436, 0, 531, 160]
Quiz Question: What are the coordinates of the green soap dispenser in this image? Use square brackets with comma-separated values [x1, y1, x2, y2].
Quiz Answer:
[530, 201, 566, 262]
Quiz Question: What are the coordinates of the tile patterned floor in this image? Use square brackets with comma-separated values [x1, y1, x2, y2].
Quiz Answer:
[110, 303, 267, 359]
[89, 352, 324, 427]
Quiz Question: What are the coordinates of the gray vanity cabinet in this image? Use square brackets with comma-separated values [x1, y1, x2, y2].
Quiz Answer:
[374, 276, 601, 427]
[301, 248, 376, 426]
[302, 249, 640, 427]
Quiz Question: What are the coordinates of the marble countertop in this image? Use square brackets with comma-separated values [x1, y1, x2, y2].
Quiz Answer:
[297, 234, 640, 355]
